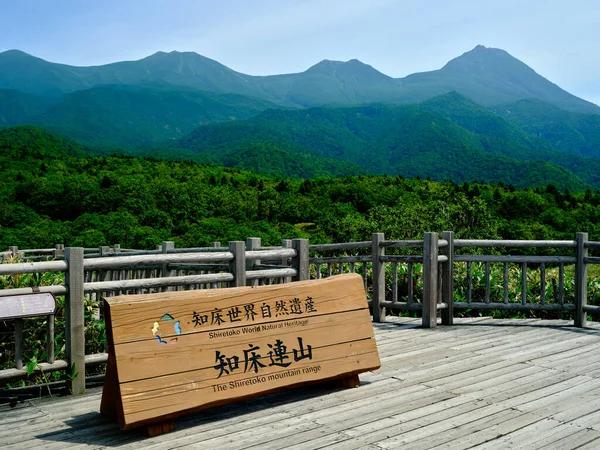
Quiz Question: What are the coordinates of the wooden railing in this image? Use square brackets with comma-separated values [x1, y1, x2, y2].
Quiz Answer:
[309, 232, 600, 328]
[0, 239, 308, 394]
[2, 232, 600, 395]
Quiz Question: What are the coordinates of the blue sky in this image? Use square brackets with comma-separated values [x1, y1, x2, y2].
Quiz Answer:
[2, 0, 599, 105]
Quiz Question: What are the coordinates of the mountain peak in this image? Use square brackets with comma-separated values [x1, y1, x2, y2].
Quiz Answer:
[305, 59, 390, 80]
[145, 50, 207, 61]
[1, 49, 31, 56]
[441, 45, 520, 74]
[471, 44, 502, 53]
[0, 49, 46, 62]
[306, 59, 350, 72]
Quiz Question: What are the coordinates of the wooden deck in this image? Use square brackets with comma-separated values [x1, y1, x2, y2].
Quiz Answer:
[3, 317, 600, 449]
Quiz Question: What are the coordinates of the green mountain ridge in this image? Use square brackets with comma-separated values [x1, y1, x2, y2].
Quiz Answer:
[0, 89, 54, 126]
[493, 98, 600, 158]
[402, 46, 600, 114]
[417, 92, 600, 185]
[1, 46, 597, 113]
[28, 84, 283, 148]
[0, 49, 266, 100]
[172, 100, 593, 189]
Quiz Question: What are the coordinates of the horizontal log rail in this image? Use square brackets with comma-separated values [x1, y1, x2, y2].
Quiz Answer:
[0, 285, 68, 297]
[0, 352, 108, 382]
[82, 251, 236, 269]
[83, 273, 236, 293]
[0, 260, 68, 275]
[246, 248, 296, 260]
[455, 255, 576, 263]
[309, 241, 371, 251]
[246, 268, 297, 280]
[455, 239, 577, 248]
[379, 240, 424, 248]
[453, 302, 576, 311]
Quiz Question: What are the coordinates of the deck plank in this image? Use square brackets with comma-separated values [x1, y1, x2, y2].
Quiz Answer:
[2, 317, 600, 449]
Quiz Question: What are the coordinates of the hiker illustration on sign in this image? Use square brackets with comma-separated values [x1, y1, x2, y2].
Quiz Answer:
[213, 337, 313, 378]
[192, 296, 317, 328]
[151, 313, 181, 344]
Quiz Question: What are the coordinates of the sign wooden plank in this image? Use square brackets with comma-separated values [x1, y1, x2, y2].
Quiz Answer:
[0, 293, 56, 319]
[102, 273, 380, 431]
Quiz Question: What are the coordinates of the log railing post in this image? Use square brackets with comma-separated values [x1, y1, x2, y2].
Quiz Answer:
[246, 238, 261, 286]
[65, 247, 86, 395]
[441, 231, 454, 325]
[228, 241, 246, 287]
[372, 233, 385, 323]
[422, 232, 438, 328]
[291, 239, 309, 281]
[575, 232, 589, 327]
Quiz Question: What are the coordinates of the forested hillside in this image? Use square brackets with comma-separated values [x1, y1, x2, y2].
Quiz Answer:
[173, 99, 599, 189]
[1, 47, 599, 190]
[493, 99, 600, 159]
[2, 126, 600, 250]
[30, 84, 284, 148]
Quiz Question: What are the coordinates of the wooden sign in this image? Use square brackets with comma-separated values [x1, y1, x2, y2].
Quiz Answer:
[0, 293, 56, 319]
[101, 273, 380, 432]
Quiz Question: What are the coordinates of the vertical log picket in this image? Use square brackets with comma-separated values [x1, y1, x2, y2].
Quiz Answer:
[422, 232, 438, 328]
[65, 247, 86, 395]
[212, 242, 221, 288]
[281, 239, 292, 283]
[246, 238, 261, 286]
[228, 241, 246, 287]
[14, 319, 23, 370]
[291, 239, 309, 281]
[441, 231, 454, 325]
[575, 232, 588, 327]
[47, 313, 55, 364]
[372, 233, 385, 323]
[53, 244, 65, 259]
[161, 241, 175, 291]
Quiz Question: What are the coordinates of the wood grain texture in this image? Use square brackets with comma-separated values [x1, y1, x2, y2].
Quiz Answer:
[422, 232, 438, 328]
[146, 421, 174, 437]
[103, 273, 380, 429]
[5, 318, 600, 449]
[65, 247, 85, 395]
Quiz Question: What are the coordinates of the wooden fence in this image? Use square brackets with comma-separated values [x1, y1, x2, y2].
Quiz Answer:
[1, 231, 600, 394]
[0, 239, 308, 394]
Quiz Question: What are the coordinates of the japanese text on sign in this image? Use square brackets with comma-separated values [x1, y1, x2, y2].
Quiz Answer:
[193, 296, 317, 328]
[213, 336, 313, 378]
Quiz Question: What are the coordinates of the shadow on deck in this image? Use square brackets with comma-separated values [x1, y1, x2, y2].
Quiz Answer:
[2, 317, 600, 449]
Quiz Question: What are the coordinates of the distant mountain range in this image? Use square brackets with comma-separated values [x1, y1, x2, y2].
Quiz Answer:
[1, 45, 599, 189]
[1, 45, 598, 113]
